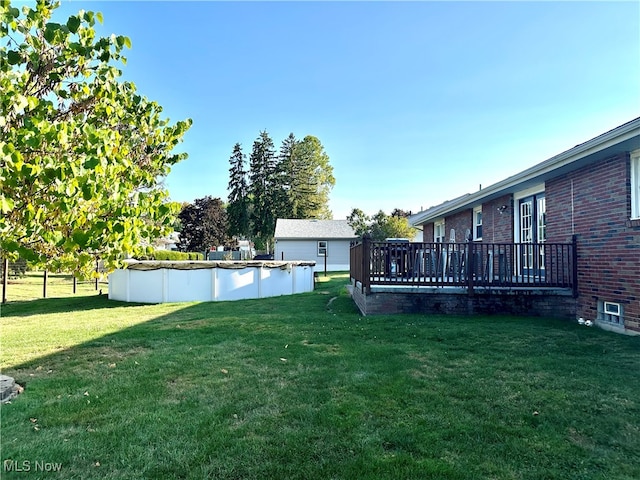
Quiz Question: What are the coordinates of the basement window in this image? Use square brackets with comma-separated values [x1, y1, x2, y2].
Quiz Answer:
[597, 301, 623, 326]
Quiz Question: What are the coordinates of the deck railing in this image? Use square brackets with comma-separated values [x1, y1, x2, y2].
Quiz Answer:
[350, 238, 577, 294]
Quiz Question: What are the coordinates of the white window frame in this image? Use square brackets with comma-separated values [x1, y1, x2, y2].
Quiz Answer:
[513, 184, 545, 243]
[433, 219, 445, 243]
[473, 206, 483, 241]
[598, 300, 623, 326]
[317, 240, 327, 257]
[604, 302, 620, 316]
[631, 149, 640, 220]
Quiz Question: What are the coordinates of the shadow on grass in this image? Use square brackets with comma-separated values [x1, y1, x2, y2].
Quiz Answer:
[3, 272, 638, 480]
[0, 276, 366, 478]
[1, 294, 150, 318]
[3, 274, 354, 392]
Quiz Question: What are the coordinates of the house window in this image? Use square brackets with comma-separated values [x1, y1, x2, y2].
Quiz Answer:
[631, 149, 640, 220]
[434, 220, 445, 243]
[473, 206, 482, 241]
[597, 300, 623, 327]
[537, 196, 547, 242]
[317, 241, 327, 257]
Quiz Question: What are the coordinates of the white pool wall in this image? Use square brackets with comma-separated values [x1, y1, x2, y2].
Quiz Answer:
[108, 261, 316, 303]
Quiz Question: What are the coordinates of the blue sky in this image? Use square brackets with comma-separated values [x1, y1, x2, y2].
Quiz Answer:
[54, 1, 639, 219]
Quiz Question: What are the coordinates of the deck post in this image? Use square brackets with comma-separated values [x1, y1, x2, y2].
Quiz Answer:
[2, 258, 8, 303]
[467, 241, 475, 295]
[362, 235, 371, 294]
[324, 252, 327, 277]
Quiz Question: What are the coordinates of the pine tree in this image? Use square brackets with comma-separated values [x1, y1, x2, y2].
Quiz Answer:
[277, 133, 298, 218]
[248, 131, 278, 249]
[227, 143, 250, 239]
[231, 131, 336, 250]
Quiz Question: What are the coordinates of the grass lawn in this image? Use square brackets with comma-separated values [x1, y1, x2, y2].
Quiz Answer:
[1, 273, 639, 479]
[2, 271, 108, 303]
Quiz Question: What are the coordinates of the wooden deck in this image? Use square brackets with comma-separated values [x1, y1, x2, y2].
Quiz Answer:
[350, 239, 577, 295]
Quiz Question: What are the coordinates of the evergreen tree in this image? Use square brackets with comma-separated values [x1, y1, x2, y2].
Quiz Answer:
[276, 133, 300, 218]
[230, 131, 336, 250]
[248, 131, 278, 249]
[227, 143, 250, 239]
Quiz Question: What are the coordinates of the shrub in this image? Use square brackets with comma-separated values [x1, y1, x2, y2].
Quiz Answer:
[135, 250, 204, 261]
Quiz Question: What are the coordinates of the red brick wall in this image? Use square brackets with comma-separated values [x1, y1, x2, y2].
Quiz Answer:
[445, 210, 472, 242]
[412, 153, 639, 333]
[481, 194, 514, 243]
[352, 288, 576, 319]
[546, 153, 639, 332]
[420, 211, 475, 243]
[422, 223, 434, 242]
[420, 197, 515, 244]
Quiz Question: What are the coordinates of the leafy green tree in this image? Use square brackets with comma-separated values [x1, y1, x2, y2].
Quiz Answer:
[177, 196, 228, 253]
[370, 211, 416, 240]
[347, 208, 371, 237]
[0, 0, 191, 277]
[274, 133, 334, 220]
[347, 208, 416, 241]
[226, 142, 250, 239]
[248, 131, 278, 249]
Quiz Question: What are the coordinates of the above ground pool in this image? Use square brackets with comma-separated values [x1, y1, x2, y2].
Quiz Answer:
[108, 260, 316, 303]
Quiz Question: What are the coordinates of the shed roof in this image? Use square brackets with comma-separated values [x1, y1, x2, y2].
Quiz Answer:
[274, 219, 357, 239]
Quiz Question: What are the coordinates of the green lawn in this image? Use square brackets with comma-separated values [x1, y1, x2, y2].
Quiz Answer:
[1, 271, 107, 304]
[1, 273, 639, 479]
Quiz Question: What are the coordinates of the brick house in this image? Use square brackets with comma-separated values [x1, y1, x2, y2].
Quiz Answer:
[409, 117, 640, 334]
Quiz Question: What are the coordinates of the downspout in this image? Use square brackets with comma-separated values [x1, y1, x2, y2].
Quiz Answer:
[571, 179, 575, 236]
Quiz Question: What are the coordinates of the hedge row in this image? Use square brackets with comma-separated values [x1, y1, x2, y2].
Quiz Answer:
[136, 250, 204, 261]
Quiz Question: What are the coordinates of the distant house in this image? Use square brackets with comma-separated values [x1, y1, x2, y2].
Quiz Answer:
[153, 231, 180, 251]
[408, 117, 640, 334]
[274, 219, 357, 272]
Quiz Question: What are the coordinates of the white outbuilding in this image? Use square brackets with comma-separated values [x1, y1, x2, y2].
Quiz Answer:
[274, 219, 357, 273]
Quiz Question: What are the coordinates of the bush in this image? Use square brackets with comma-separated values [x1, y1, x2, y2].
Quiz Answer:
[135, 250, 204, 261]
